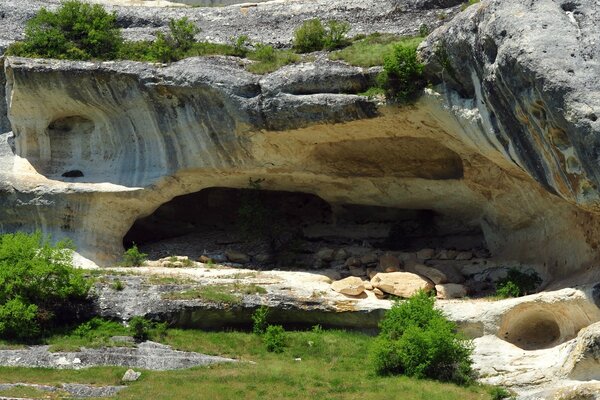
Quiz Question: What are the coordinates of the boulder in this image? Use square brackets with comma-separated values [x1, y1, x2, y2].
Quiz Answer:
[334, 249, 348, 261]
[122, 369, 141, 382]
[436, 249, 457, 260]
[435, 283, 468, 299]
[416, 248, 435, 260]
[371, 272, 434, 298]
[330, 276, 366, 296]
[316, 248, 335, 262]
[198, 255, 214, 264]
[360, 253, 379, 265]
[379, 253, 401, 271]
[414, 264, 447, 285]
[455, 251, 473, 261]
[348, 265, 366, 277]
[344, 257, 362, 268]
[225, 250, 250, 264]
[372, 288, 385, 298]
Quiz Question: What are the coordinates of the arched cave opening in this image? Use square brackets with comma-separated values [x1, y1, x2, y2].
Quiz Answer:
[123, 187, 487, 268]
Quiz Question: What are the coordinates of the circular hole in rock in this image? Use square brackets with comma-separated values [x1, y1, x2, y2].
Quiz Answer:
[500, 310, 561, 350]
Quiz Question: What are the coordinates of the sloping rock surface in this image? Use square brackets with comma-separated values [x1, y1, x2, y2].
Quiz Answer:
[0, 341, 234, 370]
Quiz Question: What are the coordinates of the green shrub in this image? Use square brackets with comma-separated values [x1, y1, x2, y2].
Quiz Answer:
[168, 17, 199, 52]
[370, 291, 473, 384]
[495, 268, 542, 298]
[293, 19, 350, 53]
[323, 20, 351, 50]
[489, 386, 515, 400]
[232, 35, 250, 57]
[129, 316, 152, 342]
[7, 0, 123, 60]
[380, 42, 425, 102]
[0, 232, 91, 340]
[250, 43, 276, 62]
[121, 244, 147, 267]
[252, 305, 270, 335]
[264, 325, 286, 353]
[293, 19, 327, 53]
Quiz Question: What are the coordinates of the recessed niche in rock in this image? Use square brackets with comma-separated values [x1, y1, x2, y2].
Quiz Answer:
[308, 137, 464, 179]
[498, 302, 595, 350]
[29, 116, 96, 179]
[123, 187, 486, 264]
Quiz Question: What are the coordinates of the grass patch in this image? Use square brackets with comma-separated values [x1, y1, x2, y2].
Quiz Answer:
[0, 328, 498, 400]
[359, 86, 386, 98]
[246, 48, 300, 74]
[45, 318, 131, 352]
[330, 34, 423, 67]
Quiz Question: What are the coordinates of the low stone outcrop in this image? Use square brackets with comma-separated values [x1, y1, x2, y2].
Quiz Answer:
[371, 272, 434, 298]
[0, 341, 235, 370]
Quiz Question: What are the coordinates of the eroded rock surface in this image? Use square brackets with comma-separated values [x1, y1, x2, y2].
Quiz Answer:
[0, 341, 235, 370]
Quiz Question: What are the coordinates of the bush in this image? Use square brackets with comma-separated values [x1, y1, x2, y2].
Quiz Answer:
[495, 268, 542, 298]
[0, 232, 91, 340]
[380, 42, 425, 102]
[370, 290, 473, 384]
[7, 0, 123, 60]
[293, 19, 327, 53]
[264, 325, 286, 353]
[293, 19, 350, 53]
[323, 20, 351, 50]
[129, 316, 152, 342]
[168, 17, 199, 52]
[252, 305, 270, 335]
[121, 244, 147, 267]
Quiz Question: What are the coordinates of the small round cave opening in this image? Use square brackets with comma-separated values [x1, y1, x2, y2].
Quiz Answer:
[123, 187, 487, 268]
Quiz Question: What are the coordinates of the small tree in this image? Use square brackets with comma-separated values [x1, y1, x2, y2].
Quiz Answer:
[381, 42, 425, 102]
[0, 232, 91, 340]
[370, 290, 473, 384]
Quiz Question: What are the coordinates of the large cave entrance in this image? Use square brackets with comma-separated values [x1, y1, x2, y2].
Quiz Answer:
[123, 187, 486, 268]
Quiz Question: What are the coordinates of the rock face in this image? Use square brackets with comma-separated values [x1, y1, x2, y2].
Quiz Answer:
[563, 321, 600, 380]
[0, 0, 598, 285]
[420, 0, 600, 277]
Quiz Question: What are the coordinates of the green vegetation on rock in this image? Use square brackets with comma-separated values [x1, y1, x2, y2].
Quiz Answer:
[121, 244, 147, 267]
[0, 231, 90, 341]
[7, 0, 122, 60]
[293, 19, 350, 53]
[370, 291, 473, 384]
[495, 268, 542, 298]
[330, 34, 423, 68]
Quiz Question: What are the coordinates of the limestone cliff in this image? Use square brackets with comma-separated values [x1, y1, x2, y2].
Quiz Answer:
[0, 0, 599, 285]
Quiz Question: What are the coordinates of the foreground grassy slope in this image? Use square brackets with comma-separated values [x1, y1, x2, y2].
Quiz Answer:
[0, 329, 493, 400]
